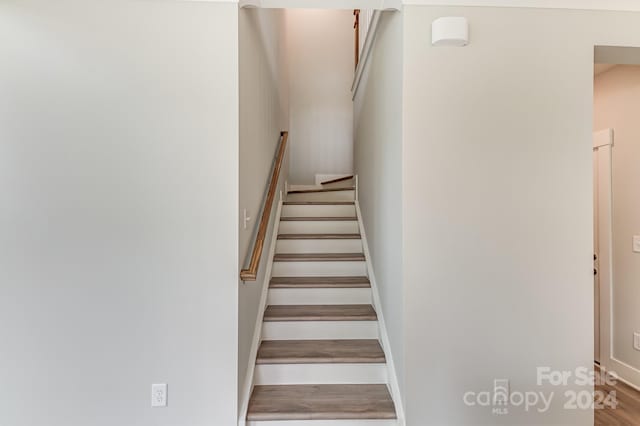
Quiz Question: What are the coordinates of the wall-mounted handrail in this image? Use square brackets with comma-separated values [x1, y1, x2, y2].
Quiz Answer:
[351, 10, 382, 100]
[354, 9, 361, 70]
[240, 131, 289, 281]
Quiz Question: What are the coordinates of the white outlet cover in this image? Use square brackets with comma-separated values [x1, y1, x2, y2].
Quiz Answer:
[633, 235, 640, 253]
[634, 333, 640, 351]
[151, 383, 167, 407]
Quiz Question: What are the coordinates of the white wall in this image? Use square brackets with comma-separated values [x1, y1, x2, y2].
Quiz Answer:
[238, 7, 288, 410]
[0, 2, 239, 425]
[286, 9, 354, 184]
[401, 6, 640, 425]
[594, 65, 640, 374]
[353, 10, 404, 408]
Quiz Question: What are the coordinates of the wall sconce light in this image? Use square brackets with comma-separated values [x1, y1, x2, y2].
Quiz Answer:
[432, 17, 469, 47]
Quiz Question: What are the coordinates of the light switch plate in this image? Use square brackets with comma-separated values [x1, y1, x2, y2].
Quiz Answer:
[151, 384, 167, 407]
[634, 333, 640, 351]
[634, 236, 640, 253]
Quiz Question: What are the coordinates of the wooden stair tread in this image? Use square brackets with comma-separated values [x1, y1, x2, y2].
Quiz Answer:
[288, 186, 355, 194]
[264, 304, 377, 322]
[257, 339, 385, 364]
[247, 384, 397, 421]
[274, 253, 365, 262]
[278, 233, 361, 240]
[321, 175, 355, 185]
[283, 201, 355, 205]
[270, 276, 370, 288]
[280, 216, 357, 221]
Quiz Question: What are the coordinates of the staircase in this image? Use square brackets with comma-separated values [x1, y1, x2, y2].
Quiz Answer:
[246, 180, 398, 425]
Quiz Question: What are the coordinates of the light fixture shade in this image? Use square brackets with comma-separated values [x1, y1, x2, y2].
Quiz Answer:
[432, 17, 469, 47]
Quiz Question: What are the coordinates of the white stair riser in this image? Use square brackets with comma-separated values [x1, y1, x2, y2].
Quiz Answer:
[267, 288, 371, 305]
[276, 239, 363, 254]
[278, 221, 359, 234]
[282, 204, 356, 217]
[286, 190, 355, 203]
[272, 261, 366, 277]
[248, 419, 398, 426]
[287, 184, 323, 192]
[254, 363, 388, 385]
[262, 321, 379, 340]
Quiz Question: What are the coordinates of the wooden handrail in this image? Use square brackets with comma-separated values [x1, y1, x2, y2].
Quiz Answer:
[351, 11, 382, 99]
[354, 9, 361, 70]
[240, 131, 289, 281]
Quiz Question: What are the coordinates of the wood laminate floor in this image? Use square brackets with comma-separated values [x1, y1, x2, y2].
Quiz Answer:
[273, 253, 365, 262]
[256, 339, 385, 364]
[595, 366, 640, 425]
[247, 384, 396, 421]
[269, 276, 371, 288]
[263, 304, 377, 322]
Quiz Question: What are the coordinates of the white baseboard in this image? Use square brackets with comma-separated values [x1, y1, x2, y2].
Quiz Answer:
[354, 199, 406, 425]
[602, 357, 640, 390]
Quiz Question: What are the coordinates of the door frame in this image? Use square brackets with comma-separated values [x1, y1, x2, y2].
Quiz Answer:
[592, 127, 640, 390]
[594, 126, 640, 391]
[593, 128, 613, 367]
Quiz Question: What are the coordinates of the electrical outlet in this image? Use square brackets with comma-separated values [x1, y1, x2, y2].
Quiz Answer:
[243, 209, 251, 230]
[151, 384, 167, 407]
[634, 333, 640, 352]
[493, 379, 509, 405]
[633, 236, 640, 253]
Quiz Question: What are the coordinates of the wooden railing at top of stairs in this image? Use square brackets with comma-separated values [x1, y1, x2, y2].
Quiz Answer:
[240, 131, 289, 281]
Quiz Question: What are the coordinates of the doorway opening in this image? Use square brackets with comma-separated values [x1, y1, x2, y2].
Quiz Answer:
[592, 46, 640, 424]
[593, 47, 640, 382]
[593, 46, 640, 424]
[237, 4, 404, 425]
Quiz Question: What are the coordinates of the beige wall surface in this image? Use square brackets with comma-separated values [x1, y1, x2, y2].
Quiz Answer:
[402, 6, 640, 425]
[0, 2, 239, 425]
[286, 9, 354, 184]
[238, 7, 288, 411]
[594, 65, 640, 374]
[353, 10, 405, 408]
